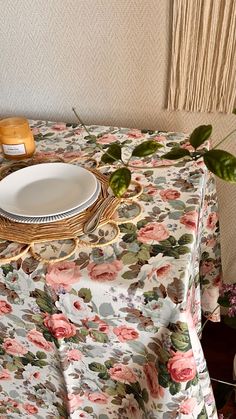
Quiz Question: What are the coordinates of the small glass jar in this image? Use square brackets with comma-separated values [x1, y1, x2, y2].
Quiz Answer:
[0, 117, 36, 160]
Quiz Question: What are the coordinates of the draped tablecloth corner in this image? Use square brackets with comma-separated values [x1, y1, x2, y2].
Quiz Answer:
[0, 120, 221, 418]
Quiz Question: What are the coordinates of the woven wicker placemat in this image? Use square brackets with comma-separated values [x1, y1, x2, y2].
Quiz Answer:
[0, 158, 143, 263]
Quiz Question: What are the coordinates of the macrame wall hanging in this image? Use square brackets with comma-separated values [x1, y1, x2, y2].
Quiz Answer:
[167, 0, 236, 113]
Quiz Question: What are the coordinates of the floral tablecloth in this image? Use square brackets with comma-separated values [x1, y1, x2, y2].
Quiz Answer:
[0, 121, 221, 418]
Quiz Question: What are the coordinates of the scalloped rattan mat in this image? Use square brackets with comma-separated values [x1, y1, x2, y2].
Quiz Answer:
[0, 158, 143, 263]
[0, 166, 120, 244]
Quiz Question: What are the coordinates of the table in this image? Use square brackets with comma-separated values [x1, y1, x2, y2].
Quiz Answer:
[0, 120, 221, 418]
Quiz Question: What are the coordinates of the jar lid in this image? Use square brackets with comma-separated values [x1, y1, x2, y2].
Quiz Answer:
[0, 117, 30, 135]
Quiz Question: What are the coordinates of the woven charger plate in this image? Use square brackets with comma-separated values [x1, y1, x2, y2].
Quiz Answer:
[0, 158, 143, 263]
[0, 168, 120, 244]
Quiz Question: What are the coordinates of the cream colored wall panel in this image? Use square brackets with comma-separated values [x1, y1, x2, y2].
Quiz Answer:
[1, 0, 236, 282]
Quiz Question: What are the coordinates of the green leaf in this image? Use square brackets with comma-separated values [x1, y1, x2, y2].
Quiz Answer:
[164, 249, 180, 258]
[203, 149, 236, 183]
[1, 264, 14, 276]
[167, 235, 177, 246]
[122, 233, 137, 243]
[197, 406, 208, 419]
[99, 302, 115, 317]
[178, 234, 194, 245]
[109, 168, 131, 197]
[158, 363, 171, 388]
[132, 355, 147, 365]
[84, 134, 97, 143]
[119, 223, 137, 233]
[175, 245, 190, 255]
[132, 140, 163, 157]
[90, 330, 109, 343]
[36, 351, 47, 359]
[171, 330, 191, 351]
[98, 371, 110, 380]
[189, 125, 212, 149]
[89, 362, 107, 373]
[169, 200, 186, 210]
[162, 148, 190, 160]
[84, 406, 94, 414]
[36, 298, 53, 314]
[101, 143, 122, 164]
[121, 252, 138, 265]
[122, 271, 139, 280]
[78, 288, 92, 302]
[169, 381, 181, 395]
[137, 249, 150, 261]
[217, 295, 230, 307]
[128, 341, 147, 355]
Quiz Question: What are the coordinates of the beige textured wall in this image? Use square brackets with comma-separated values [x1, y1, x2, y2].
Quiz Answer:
[1, 0, 235, 281]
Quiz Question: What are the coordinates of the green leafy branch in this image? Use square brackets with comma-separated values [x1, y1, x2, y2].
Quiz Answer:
[162, 121, 236, 184]
[73, 107, 236, 197]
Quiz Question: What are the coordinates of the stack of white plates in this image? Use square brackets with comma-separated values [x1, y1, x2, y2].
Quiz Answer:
[0, 163, 101, 224]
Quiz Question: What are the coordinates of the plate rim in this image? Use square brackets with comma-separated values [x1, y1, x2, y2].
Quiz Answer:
[0, 180, 101, 224]
[0, 162, 97, 217]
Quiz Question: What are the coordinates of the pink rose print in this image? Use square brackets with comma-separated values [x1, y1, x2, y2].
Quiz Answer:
[123, 394, 140, 418]
[67, 393, 83, 413]
[207, 212, 218, 230]
[45, 260, 81, 291]
[0, 369, 11, 380]
[180, 211, 198, 230]
[179, 397, 197, 415]
[127, 129, 143, 139]
[33, 371, 40, 379]
[67, 349, 83, 361]
[3, 338, 27, 356]
[44, 313, 76, 339]
[148, 263, 172, 280]
[91, 315, 109, 333]
[130, 159, 145, 167]
[109, 363, 137, 383]
[159, 189, 181, 201]
[27, 329, 53, 351]
[97, 134, 117, 144]
[181, 142, 195, 152]
[200, 260, 215, 275]
[61, 151, 83, 162]
[113, 325, 139, 342]
[153, 135, 166, 143]
[145, 185, 158, 196]
[34, 151, 58, 160]
[52, 123, 67, 131]
[32, 127, 40, 135]
[137, 222, 170, 244]
[213, 274, 221, 287]
[151, 158, 173, 167]
[0, 300, 12, 315]
[143, 362, 164, 398]
[22, 403, 38, 414]
[87, 260, 122, 282]
[167, 350, 197, 382]
[87, 392, 108, 404]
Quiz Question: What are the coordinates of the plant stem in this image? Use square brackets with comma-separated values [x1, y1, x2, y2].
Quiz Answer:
[72, 107, 92, 139]
[212, 129, 236, 150]
[199, 304, 220, 333]
[72, 107, 124, 165]
[210, 377, 236, 388]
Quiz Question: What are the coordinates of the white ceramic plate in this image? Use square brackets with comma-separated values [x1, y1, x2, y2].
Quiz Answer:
[0, 180, 101, 224]
[0, 163, 97, 217]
